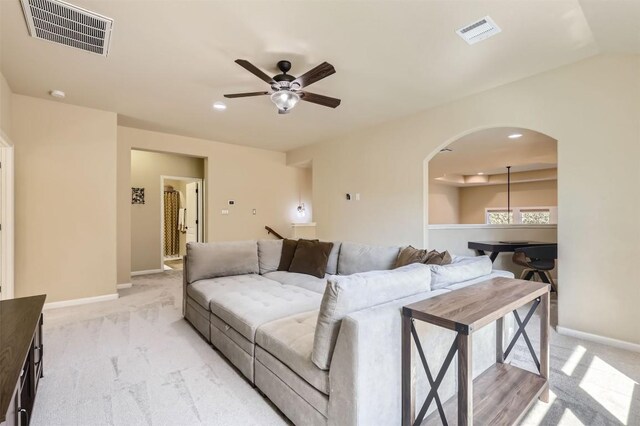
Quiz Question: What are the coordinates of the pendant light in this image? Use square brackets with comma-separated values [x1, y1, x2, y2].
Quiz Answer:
[507, 165, 511, 224]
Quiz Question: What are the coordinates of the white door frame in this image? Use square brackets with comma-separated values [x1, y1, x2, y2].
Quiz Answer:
[0, 130, 14, 300]
[159, 175, 204, 270]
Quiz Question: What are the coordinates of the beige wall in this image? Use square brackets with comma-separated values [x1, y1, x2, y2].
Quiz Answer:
[288, 54, 640, 345]
[0, 72, 11, 138]
[296, 166, 313, 223]
[130, 150, 204, 272]
[117, 126, 308, 284]
[459, 180, 557, 224]
[428, 181, 460, 224]
[12, 95, 117, 302]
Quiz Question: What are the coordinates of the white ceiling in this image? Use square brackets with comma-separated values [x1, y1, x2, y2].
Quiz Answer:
[429, 127, 557, 183]
[1, 0, 638, 152]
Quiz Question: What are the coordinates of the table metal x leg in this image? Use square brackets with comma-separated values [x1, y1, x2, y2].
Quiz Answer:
[410, 321, 447, 424]
[412, 330, 459, 426]
[513, 310, 541, 372]
[502, 299, 541, 372]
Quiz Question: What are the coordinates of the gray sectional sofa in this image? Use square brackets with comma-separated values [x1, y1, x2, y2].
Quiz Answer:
[183, 240, 514, 426]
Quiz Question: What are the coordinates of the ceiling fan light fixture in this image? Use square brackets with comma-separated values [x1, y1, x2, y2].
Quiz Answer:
[271, 90, 300, 112]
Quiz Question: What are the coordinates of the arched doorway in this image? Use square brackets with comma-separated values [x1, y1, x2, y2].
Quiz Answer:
[424, 126, 558, 295]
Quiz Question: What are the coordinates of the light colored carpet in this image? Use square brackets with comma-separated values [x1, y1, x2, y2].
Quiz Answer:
[34, 271, 288, 426]
[34, 272, 639, 425]
[510, 297, 640, 426]
[164, 259, 183, 270]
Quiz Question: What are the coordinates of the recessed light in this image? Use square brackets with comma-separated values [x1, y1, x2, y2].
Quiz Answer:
[477, 172, 484, 175]
[213, 101, 227, 111]
[49, 90, 65, 99]
[508, 133, 523, 139]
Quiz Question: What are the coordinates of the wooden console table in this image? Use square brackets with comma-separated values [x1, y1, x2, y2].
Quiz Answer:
[0, 295, 46, 426]
[401, 278, 549, 425]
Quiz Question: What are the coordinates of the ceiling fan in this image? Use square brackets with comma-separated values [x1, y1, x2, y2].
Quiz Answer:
[224, 59, 341, 114]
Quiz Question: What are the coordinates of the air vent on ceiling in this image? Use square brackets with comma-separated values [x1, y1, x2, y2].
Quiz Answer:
[456, 16, 501, 45]
[20, 0, 113, 56]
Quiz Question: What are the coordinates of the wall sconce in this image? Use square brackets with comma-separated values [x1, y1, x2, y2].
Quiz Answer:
[297, 203, 306, 217]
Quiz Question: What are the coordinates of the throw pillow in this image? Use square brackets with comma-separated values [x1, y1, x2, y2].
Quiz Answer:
[277, 239, 299, 271]
[425, 249, 452, 265]
[394, 245, 430, 268]
[289, 240, 334, 278]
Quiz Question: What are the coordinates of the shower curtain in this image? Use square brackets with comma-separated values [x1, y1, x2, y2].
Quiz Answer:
[164, 191, 180, 256]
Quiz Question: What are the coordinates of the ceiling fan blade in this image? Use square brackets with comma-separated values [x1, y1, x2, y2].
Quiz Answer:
[300, 91, 341, 108]
[234, 59, 276, 84]
[224, 91, 269, 98]
[293, 62, 335, 88]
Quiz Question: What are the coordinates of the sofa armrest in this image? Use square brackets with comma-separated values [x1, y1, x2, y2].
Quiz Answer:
[183, 255, 189, 317]
[327, 290, 445, 425]
[327, 290, 515, 426]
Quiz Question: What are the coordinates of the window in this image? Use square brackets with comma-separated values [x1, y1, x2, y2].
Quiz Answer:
[485, 207, 557, 225]
[486, 210, 513, 225]
[520, 209, 551, 224]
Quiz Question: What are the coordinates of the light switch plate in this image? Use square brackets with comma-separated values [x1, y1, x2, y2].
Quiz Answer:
[221, 209, 229, 215]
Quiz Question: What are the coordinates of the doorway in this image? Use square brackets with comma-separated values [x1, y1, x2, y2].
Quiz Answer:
[425, 126, 558, 307]
[161, 176, 204, 271]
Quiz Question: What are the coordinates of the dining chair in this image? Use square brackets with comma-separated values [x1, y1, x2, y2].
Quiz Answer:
[512, 245, 558, 292]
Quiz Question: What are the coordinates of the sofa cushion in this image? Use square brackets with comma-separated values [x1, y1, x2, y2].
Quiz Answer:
[445, 269, 514, 291]
[210, 312, 254, 355]
[255, 352, 329, 425]
[326, 242, 341, 275]
[289, 240, 334, 278]
[312, 263, 431, 370]
[258, 239, 283, 274]
[209, 285, 322, 343]
[262, 271, 329, 294]
[187, 274, 281, 310]
[429, 255, 493, 290]
[256, 310, 329, 395]
[337, 242, 401, 275]
[186, 241, 259, 283]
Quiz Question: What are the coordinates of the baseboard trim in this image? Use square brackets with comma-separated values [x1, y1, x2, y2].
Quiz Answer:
[44, 293, 119, 310]
[131, 269, 164, 276]
[557, 326, 640, 353]
[117, 283, 132, 290]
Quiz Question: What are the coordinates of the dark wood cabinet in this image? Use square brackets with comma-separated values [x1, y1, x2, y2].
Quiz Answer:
[0, 295, 46, 426]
